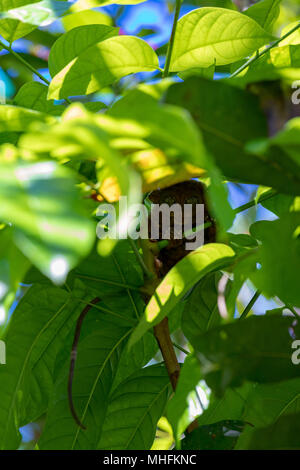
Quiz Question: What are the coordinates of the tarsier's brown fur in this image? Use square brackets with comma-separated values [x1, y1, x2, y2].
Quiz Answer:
[148, 180, 216, 276]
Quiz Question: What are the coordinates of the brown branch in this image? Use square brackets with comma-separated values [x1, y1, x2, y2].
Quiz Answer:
[154, 317, 197, 434]
[154, 317, 180, 391]
[68, 297, 101, 430]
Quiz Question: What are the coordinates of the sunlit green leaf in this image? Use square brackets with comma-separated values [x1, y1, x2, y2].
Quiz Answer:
[167, 355, 201, 447]
[128, 244, 235, 348]
[0, 227, 30, 324]
[62, 9, 112, 31]
[0, 105, 56, 132]
[0, 159, 95, 283]
[14, 82, 65, 116]
[48, 36, 159, 99]
[170, 7, 272, 71]
[48, 24, 119, 78]
[0, 0, 70, 42]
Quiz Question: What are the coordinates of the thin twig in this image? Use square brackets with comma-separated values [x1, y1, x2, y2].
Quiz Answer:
[0, 39, 72, 104]
[68, 297, 100, 430]
[230, 22, 300, 79]
[172, 341, 190, 355]
[234, 189, 277, 214]
[239, 290, 261, 319]
[163, 0, 182, 78]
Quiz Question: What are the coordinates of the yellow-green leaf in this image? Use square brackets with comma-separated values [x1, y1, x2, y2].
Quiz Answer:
[48, 35, 159, 99]
[128, 244, 235, 348]
[170, 7, 273, 71]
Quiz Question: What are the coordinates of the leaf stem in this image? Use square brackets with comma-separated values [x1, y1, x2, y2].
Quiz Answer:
[172, 341, 190, 355]
[230, 21, 300, 79]
[234, 189, 277, 214]
[239, 290, 261, 319]
[68, 297, 101, 430]
[163, 0, 182, 78]
[191, 188, 277, 233]
[0, 39, 72, 104]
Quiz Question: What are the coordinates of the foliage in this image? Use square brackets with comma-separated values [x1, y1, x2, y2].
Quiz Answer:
[0, 0, 299, 451]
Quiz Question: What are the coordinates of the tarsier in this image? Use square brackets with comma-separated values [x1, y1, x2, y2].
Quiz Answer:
[68, 180, 215, 428]
[148, 180, 216, 277]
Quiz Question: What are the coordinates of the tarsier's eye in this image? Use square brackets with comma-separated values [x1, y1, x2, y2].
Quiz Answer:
[185, 196, 199, 205]
[163, 196, 176, 206]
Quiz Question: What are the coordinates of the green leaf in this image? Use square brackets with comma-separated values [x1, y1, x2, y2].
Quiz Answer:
[0, 0, 40, 42]
[0, 283, 87, 449]
[39, 312, 133, 449]
[236, 413, 300, 449]
[14, 82, 65, 116]
[108, 89, 207, 167]
[69, 240, 144, 296]
[112, 332, 158, 389]
[182, 420, 244, 450]
[197, 383, 253, 426]
[182, 273, 222, 345]
[70, 242, 150, 391]
[242, 378, 300, 428]
[0, 227, 30, 322]
[48, 24, 119, 78]
[62, 10, 112, 31]
[256, 187, 299, 217]
[170, 7, 272, 71]
[167, 355, 202, 447]
[250, 213, 300, 307]
[0, 0, 71, 26]
[128, 244, 235, 348]
[0, 0, 70, 42]
[192, 316, 300, 396]
[280, 21, 300, 46]
[166, 77, 300, 194]
[270, 117, 300, 163]
[188, 0, 237, 10]
[73, 0, 147, 9]
[98, 365, 170, 450]
[19, 104, 143, 254]
[178, 64, 215, 81]
[0, 159, 95, 284]
[226, 250, 258, 318]
[0, 105, 56, 132]
[231, 44, 300, 84]
[14, 82, 106, 116]
[48, 35, 159, 99]
[244, 0, 282, 32]
[205, 155, 235, 230]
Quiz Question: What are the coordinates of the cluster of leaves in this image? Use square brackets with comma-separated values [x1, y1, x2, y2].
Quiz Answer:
[0, 0, 299, 450]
